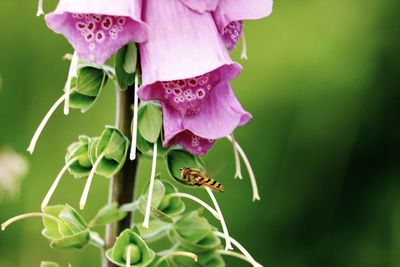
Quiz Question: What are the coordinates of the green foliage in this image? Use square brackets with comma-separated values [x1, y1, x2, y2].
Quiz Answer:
[115, 44, 137, 90]
[40, 262, 61, 267]
[106, 229, 155, 267]
[91, 126, 130, 178]
[166, 149, 206, 183]
[138, 103, 163, 144]
[138, 179, 185, 223]
[41, 205, 90, 249]
[171, 251, 224, 267]
[69, 66, 108, 112]
[168, 211, 221, 253]
[88, 202, 127, 228]
[65, 135, 92, 179]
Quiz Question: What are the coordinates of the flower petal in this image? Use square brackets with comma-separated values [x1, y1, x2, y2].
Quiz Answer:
[139, 0, 241, 92]
[45, 0, 148, 64]
[213, 0, 273, 49]
[178, 0, 220, 13]
[162, 81, 251, 155]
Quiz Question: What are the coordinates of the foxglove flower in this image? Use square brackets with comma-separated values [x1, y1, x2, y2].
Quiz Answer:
[45, 0, 149, 64]
[178, 0, 219, 13]
[138, 0, 250, 156]
[213, 0, 273, 51]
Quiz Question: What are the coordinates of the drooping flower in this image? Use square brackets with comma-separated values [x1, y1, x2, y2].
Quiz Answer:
[212, 0, 273, 51]
[138, 0, 250, 156]
[45, 0, 149, 64]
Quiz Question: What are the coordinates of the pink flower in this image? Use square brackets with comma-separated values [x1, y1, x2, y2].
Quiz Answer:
[178, 0, 220, 13]
[45, 0, 149, 64]
[138, 0, 250, 156]
[213, 0, 273, 50]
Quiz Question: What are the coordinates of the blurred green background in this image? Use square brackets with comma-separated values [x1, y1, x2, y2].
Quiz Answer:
[1, 0, 399, 266]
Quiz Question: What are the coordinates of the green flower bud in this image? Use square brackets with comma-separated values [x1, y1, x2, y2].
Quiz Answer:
[165, 149, 206, 184]
[139, 179, 185, 223]
[91, 127, 130, 178]
[106, 229, 155, 267]
[69, 66, 108, 113]
[168, 211, 221, 253]
[65, 135, 92, 179]
[42, 205, 90, 249]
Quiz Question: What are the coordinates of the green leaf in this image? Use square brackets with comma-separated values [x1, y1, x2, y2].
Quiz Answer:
[138, 103, 163, 143]
[40, 262, 61, 267]
[123, 43, 138, 74]
[106, 229, 155, 267]
[166, 149, 206, 182]
[89, 202, 127, 227]
[115, 45, 135, 90]
[69, 66, 107, 112]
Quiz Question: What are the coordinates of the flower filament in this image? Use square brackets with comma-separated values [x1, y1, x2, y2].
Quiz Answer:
[142, 142, 158, 228]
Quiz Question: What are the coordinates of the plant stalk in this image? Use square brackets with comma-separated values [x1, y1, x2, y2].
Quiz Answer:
[103, 86, 139, 267]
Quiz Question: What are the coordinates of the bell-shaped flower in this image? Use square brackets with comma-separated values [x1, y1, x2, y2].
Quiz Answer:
[45, 0, 149, 64]
[138, 0, 250, 156]
[212, 0, 273, 51]
[178, 0, 219, 13]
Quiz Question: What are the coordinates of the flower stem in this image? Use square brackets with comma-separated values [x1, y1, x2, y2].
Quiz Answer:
[169, 192, 219, 219]
[154, 251, 198, 267]
[1, 212, 61, 231]
[226, 136, 260, 201]
[103, 87, 139, 267]
[27, 94, 66, 154]
[36, 0, 44, 16]
[142, 143, 158, 229]
[129, 74, 139, 160]
[79, 152, 105, 210]
[214, 231, 263, 267]
[41, 157, 79, 209]
[230, 133, 243, 179]
[205, 187, 233, 250]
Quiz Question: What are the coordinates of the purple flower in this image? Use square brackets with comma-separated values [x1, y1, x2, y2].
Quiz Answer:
[138, 0, 250, 156]
[45, 0, 149, 64]
[213, 0, 273, 50]
[178, 0, 220, 13]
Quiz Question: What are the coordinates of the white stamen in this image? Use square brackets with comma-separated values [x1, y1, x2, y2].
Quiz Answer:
[36, 0, 44, 16]
[27, 94, 66, 154]
[64, 51, 79, 115]
[79, 153, 105, 210]
[230, 133, 243, 179]
[126, 245, 132, 267]
[217, 250, 261, 266]
[205, 187, 233, 250]
[215, 232, 263, 267]
[169, 192, 220, 220]
[226, 136, 260, 201]
[142, 143, 158, 228]
[240, 31, 248, 60]
[41, 157, 79, 210]
[1, 212, 61, 231]
[154, 251, 198, 267]
[129, 74, 139, 160]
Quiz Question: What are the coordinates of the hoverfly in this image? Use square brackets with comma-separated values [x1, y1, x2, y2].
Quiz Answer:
[180, 167, 224, 193]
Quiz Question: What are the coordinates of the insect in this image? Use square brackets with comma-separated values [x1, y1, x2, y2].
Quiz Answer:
[180, 167, 224, 193]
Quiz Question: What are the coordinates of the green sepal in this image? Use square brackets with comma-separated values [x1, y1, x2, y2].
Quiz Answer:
[123, 43, 138, 74]
[41, 204, 90, 249]
[138, 102, 163, 144]
[166, 149, 206, 184]
[136, 130, 167, 157]
[65, 135, 92, 179]
[170, 251, 225, 267]
[93, 126, 130, 178]
[69, 66, 108, 112]
[168, 211, 220, 253]
[148, 256, 170, 267]
[138, 179, 185, 223]
[89, 202, 127, 228]
[105, 229, 155, 267]
[40, 262, 61, 267]
[115, 45, 136, 90]
[136, 220, 171, 243]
